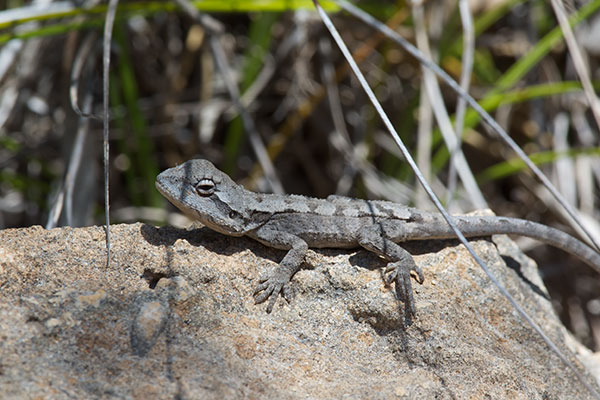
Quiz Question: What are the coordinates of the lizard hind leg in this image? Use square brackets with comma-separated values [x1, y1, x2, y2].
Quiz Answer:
[357, 224, 425, 317]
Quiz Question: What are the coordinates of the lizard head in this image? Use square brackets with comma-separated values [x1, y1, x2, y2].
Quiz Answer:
[155, 159, 253, 236]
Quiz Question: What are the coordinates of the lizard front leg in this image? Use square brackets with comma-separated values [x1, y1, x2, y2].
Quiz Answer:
[357, 223, 425, 317]
[251, 227, 308, 313]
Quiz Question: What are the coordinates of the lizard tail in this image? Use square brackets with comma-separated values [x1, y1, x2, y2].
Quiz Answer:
[410, 215, 600, 275]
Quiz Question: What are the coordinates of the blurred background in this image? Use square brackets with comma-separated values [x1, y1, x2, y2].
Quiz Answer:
[0, 0, 599, 349]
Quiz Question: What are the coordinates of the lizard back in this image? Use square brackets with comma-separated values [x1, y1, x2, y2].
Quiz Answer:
[245, 192, 415, 220]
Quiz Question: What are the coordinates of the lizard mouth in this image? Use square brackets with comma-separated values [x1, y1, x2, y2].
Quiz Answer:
[155, 175, 182, 207]
[155, 173, 198, 219]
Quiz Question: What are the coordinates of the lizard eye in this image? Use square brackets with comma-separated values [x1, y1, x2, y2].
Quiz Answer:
[195, 178, 215, 196]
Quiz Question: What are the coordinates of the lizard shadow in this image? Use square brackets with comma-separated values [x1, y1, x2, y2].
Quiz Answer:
[501, 255, 550, 300]
[139, 224, 285, 264]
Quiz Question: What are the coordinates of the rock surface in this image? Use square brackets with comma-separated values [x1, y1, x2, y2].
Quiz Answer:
[0, 222, 598, 399]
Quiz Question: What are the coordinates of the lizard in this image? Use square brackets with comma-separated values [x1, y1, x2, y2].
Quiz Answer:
[155, 158, 600, 316]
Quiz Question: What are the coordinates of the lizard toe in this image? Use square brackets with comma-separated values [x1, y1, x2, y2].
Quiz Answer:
[413, 265, 424, 284]
[254, 284, 275, 304]
[254, 278, 289, 313]
[383, 265, 398, 285]
[395, 268, 416, 317]
[281, 283, 293, 302]
[254, 280, 271, 294]
[260, 281, 284, 313]
[254, 266, 296, 312]
[384, 261, 419, 317]
[265, 288, 281, 313]
[384, 262, 424, 286]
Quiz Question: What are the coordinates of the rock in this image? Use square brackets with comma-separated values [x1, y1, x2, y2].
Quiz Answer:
[0, 222, 598, 399]
[130, 298, 168, 357]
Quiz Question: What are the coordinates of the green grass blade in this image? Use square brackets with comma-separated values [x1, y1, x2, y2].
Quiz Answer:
[0, 0, 339, 33]
[494, 0, 600, 93]
[431, 80, 597, 169]
[478, 147, 600, 183]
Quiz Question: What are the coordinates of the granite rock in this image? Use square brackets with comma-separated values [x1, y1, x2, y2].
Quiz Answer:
[0, 222, 598, 399]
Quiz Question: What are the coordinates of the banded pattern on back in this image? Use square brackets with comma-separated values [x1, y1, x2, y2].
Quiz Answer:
[246, 192, 414, 220]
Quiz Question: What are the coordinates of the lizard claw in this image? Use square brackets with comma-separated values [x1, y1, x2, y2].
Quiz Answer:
[383, 262, 424, 317]
[253, 271, 293, 313]
[383, 262, 424, 285]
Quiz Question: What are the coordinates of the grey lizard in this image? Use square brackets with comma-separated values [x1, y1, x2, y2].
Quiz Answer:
[155, 159, 600, 316]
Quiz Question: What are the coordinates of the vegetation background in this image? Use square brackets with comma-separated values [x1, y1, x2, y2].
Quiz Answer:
[1, 0, 599, 351]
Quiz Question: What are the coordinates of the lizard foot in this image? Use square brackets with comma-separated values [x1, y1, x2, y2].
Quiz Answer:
[253, 270, 294, 313]
[383, 262, 424, 316]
